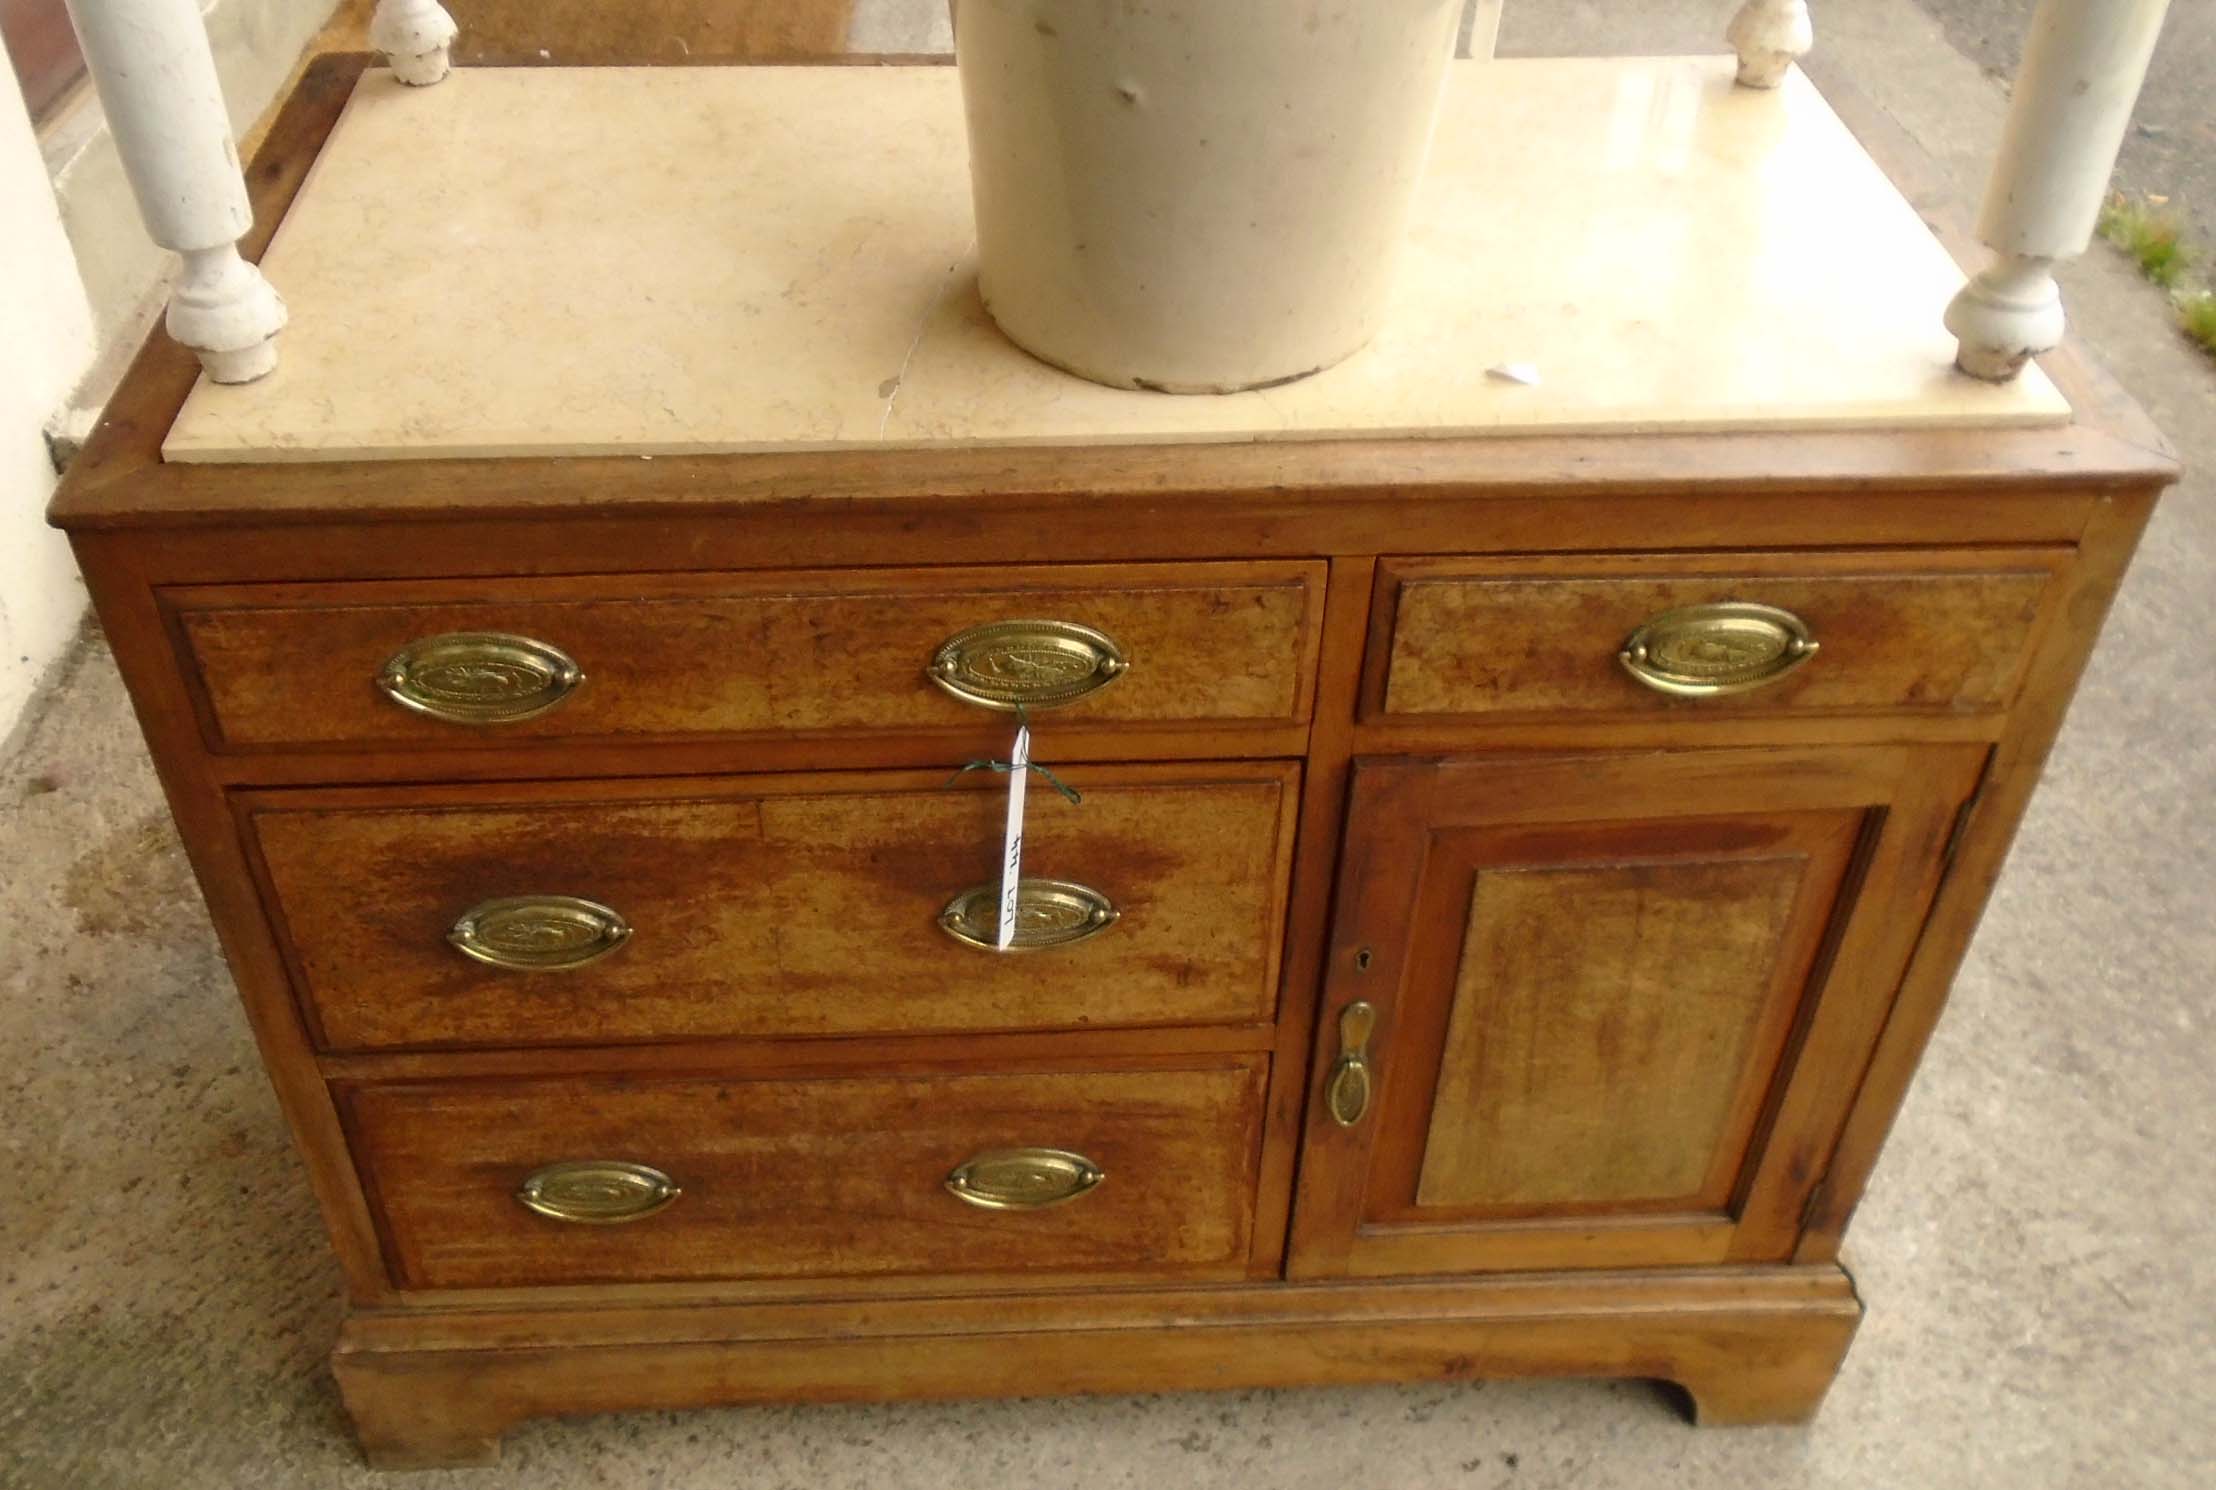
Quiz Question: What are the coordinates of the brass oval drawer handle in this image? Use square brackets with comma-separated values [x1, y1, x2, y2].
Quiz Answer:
[517, 1161, 680, 1224]
[945, 1148, 1105, 1211]
[938, 879, 1119, 953]
[1618, 602, 1819, 698]
[1326, 1000, 1377, 1128]
[449, 895, 632, 971]
[377, 631, 584, 724]
[928, 619, 1129, 712]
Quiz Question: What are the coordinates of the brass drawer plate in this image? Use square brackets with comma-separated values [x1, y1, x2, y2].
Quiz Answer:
[928, 619, 1129, 711]
[944, 1148, 1107, 1211]
[516, 1161, 681, 1224]
[1619, 602, 1819, 697]
[376, 631, 583, 724]
[938, 879, 1120, 953]
[448, 896, 632, 972]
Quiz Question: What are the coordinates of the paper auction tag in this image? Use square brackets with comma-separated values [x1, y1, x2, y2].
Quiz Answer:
[996, 722, 1031, 950]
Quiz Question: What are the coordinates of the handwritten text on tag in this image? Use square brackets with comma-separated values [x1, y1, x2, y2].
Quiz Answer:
[996, 723, 1031, 950]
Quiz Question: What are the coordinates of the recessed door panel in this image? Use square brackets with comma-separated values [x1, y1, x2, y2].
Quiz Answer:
[1413, 839, 1839, 1215]
[1288, 745, 1985, 1279]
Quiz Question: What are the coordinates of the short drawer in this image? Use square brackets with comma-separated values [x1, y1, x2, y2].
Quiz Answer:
[341, 1058, 1267, 1289]
[244, 763, 1298, 1051]
[1369, 550, 2067, 721]
[167, 561, 1326, 750]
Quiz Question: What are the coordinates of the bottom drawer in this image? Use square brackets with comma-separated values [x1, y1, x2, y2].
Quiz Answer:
[343, 1058, 1267, 1290]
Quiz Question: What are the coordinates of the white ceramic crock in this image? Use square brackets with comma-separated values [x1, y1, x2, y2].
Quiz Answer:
[953, 0, 1465, 393]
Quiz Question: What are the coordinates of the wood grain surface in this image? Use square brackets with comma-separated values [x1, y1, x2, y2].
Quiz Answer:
[1413, 821, 1855, 1212]
[247, 764, 1298, 1051]
[341, 1057, 1266, 1289]
[171, 561, 1324, 750]
[1288, 744, 1985, 1278]
[328, 1265, 1864, 1465]
[1374, 550, 2067, 720]
[315, 0, 884, 64]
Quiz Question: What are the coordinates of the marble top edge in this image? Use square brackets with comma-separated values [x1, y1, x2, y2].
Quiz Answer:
[163, 55, 2073, 465]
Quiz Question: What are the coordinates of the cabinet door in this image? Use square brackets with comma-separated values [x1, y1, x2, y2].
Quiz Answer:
[1287, 745, 1985, 1278]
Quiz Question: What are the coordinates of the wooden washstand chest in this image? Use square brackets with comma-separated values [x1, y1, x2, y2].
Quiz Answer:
[50, 53, 2176, 1467]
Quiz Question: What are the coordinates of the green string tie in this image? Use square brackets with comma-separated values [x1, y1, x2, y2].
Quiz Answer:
[944, 756, 1083, 804]
[943, 703, 1083, 804]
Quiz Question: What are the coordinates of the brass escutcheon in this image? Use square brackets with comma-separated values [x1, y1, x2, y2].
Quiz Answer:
[449, 895, 632, 972]
[945, 1148, 1105, 1211]
[377, 631, 584, 724]
[517, 1161, 680, 1224]
[1618, 602, 1819, 698]
[927, 619, 1129, 711]
[938, 879, 1119, 953]
[1327, 1000, 1377, 1128]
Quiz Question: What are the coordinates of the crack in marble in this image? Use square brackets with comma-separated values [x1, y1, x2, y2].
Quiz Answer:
[879, 246, 972, 439]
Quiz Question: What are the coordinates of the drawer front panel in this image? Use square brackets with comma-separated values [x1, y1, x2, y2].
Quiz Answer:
[343, 1060, 1268, 1289]
[1373, 550, 2065, 720]
[169, 561, 1326, 749]
[247, 764, 1298, 1051]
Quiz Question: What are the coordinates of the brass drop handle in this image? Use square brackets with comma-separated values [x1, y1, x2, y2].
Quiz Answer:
[945, 1148, 1105, 1211]
[517, 1161, 680, 1224]
[1326, 1000, 1377, 1128]
[928, 619, 1130, 711]
[1618, 602, 1818, 698]
[377, 631, 584, 724]
[449, 896, 632, 972]
[938, 879, 1119, 953]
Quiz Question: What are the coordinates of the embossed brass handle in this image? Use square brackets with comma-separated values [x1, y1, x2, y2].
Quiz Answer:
[1326, 1001, 1377, 1128]
[518, 1161, 680, 1224]
[377, 631, 584, 723]
[1618, 602, 1818, 698]
[449, 896, 632, 971]
[928, 619, 1129, 712]
[939, 879, 1119, 953]
[945, 1148, 1105, 1211]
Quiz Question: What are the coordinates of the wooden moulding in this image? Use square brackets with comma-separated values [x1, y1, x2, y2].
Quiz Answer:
[331, 1265, 1865, 1468]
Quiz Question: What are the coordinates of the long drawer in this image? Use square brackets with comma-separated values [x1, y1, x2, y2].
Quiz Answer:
[166, 560, 1327, 750]
[1369, 550, 2067, 721]
[243, 763, 1299, 1051]
[340, 1058, 1268, 1290]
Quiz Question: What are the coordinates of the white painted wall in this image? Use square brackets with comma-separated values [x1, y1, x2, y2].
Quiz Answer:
[0, 49, 96, 736]
[1, 0, 335, 742]
[45, 0, 342, 347]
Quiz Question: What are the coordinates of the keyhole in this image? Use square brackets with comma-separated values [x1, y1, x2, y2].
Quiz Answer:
[1355, 947, 1373, 972]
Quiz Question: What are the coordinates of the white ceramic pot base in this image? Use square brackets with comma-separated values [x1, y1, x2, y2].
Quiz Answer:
[956, 0, 1465, 395]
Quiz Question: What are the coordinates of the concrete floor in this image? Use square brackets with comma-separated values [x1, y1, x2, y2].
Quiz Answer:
[1908, 0, 2216, 251]
[4, 2, 2213, 1486]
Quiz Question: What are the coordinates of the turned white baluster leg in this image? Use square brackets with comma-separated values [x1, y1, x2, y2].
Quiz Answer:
[62, 0, 286, 383]
[1728, 0, 1813, 89]
[1946, 0, 2172, 381]
[1464, 0, 1504, 61]
[371, 0, 459, 87]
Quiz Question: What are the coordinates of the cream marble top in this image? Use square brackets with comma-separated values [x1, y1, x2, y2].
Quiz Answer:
[163, 57, 2068, 464]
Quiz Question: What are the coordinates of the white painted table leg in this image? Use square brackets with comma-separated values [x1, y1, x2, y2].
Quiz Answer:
[1463, 0, 1504, 61]
[62, 0, 286, 382]
[1727, 0, 1812, 89]
[1946, 0, 2172, 381]
[371, 0, 459, 87]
